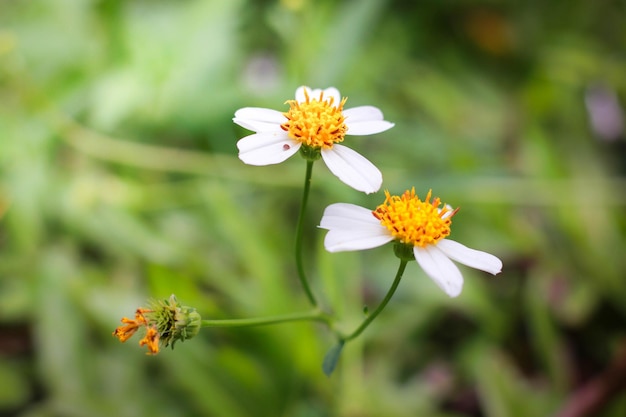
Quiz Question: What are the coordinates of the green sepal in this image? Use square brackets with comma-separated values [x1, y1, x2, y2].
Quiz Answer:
[393, 241, 415, 262]
[322, 341, 345, 377]
[299, 145, 322, 161]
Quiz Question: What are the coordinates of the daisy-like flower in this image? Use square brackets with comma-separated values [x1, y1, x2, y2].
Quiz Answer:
[113, 295, 202, 355]
[233, 86, 394, 194]
[319, 188, 502, 297]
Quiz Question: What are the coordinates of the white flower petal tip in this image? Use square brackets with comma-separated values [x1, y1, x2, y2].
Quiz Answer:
[233, 117, 285, 133]
[319, 203, 393, 252]
[436, 240, 503, 276]
[412, 240, 503, 298]
[234, 107, 286, 123]
[343, 106, 395, 135]
[233, 108, 286, 132]
[236, 133, 300, 165]
[295, 86, 340, 104]
[346, 120, 395, 136]
[321, 145, 382, 194]
[319, 203, 380, 229]
[323, 232, 394, 253]
[414, 246, 464, 298]
[343, 106, 385, 122]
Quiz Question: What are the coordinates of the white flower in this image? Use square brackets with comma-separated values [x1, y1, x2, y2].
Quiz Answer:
[319, 189, 503, 297]
[233, 86, 394, 194]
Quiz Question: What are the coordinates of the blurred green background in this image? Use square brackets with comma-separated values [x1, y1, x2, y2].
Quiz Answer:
[1, 0, 626, 416]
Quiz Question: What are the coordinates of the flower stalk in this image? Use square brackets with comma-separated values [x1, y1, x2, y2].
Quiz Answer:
[294, 160, 318, 307]
[342, 259, 408, 342]
[201, 308, 333, 328]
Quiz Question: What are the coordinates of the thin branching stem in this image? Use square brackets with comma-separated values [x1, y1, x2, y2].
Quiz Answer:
[201, 309, 331, 328]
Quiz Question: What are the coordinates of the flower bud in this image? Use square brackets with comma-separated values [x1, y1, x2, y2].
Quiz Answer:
[113, 294, 201, 355]
[149, 295, 202, 349]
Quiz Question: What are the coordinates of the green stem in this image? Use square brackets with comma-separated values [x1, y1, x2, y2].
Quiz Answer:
[201, 309, 330, 328]
[295, 160, 318, 307]
[342, 259, 408, 342]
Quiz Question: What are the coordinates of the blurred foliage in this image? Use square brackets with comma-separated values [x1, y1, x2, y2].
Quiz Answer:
[1, 0, 626, 416]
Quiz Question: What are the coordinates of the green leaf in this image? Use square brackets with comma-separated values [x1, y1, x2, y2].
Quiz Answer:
[322, 341, 344, 377]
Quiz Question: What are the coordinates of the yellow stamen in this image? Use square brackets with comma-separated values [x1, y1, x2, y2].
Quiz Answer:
[112, 317, 141, 342]
[281, 89, 348, 149]
[373, 188, 458, 247]
[135, 308, 151, 322]
[112, 308, 151, 343]
[139, 327, 160, 355]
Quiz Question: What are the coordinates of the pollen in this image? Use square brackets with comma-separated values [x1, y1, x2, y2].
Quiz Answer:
[280, 89, 348, 149]
[372, 188, 458, 248]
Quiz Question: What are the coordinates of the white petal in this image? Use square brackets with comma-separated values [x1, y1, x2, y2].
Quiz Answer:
[440, 204, 454, 219]
[324, 229, 394, 252]
[414, 246, 464, 297]
[346, 120, 395, 136]
[319, 203, 382, 230]
[233, 107, 286, 132]
[321, 145, 382, 194]
[343, 106, 394, 135]
[237, 132, 300, 165]
[233, 117, 284, 133]
[436, 239, 503, 275]
[322, 87, 341, 105]
[343, 106, 385, 122]
[295, 86, 310, 102]
[295, 86, 341, 106]
[319, 203, 392, 252]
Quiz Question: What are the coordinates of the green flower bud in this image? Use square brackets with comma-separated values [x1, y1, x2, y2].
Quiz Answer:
[147, 295, 202, 350]
[114, 295, 201, 355]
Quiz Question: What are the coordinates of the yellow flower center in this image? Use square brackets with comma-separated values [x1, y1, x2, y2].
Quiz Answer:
[281, 89, 348, 149]
[372, 188, 457, 248]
